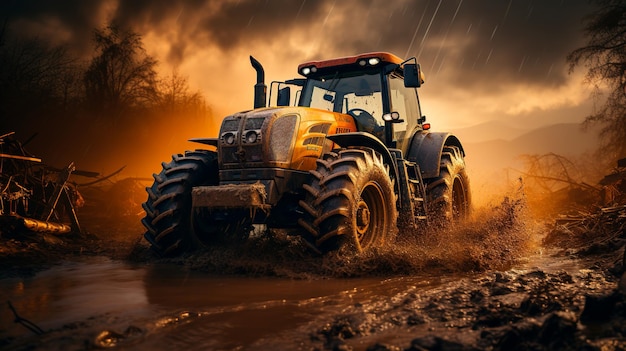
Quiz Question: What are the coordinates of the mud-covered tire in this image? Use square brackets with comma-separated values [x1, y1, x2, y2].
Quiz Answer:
[298, 148, 398, 253]
[425, 145, 471, 224]
[141, 150, 218, 257]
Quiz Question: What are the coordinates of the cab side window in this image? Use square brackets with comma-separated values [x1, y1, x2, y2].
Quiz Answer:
[389, 74, 420, 124]
[389, 74, 420, 151]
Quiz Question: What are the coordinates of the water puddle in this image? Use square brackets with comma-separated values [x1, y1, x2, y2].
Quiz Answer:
[1, 257, 450, 350]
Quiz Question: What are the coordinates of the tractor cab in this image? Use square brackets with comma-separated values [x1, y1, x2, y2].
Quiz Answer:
[270, 52, 427, 154]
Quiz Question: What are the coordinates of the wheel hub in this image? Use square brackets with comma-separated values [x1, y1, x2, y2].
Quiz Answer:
[356, 200, 370, 232]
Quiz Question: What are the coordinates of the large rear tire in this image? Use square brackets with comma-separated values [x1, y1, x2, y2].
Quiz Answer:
[298, 148, 398, 253]
[141, 150, 218, 256]
[425, 145, 471, 224]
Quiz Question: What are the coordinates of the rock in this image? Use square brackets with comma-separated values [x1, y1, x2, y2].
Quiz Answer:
[519, 282, 564, 316]
[407, 313, 426, 326]
[330, 339, 352, 351]
[537, 312, 577, 348]
[493, 320, 541, 351]
[469, 289, 485, 303]
[406, 335, 475, 351]
[493, 313, 577, 351]
[580, 292, 619, 324]
[367, 343, 401, 351]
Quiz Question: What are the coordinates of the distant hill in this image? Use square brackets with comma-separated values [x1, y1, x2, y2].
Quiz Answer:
[449, 120, 529, 143]
[460, 122, 600, 204]
[464, 123, 599, 168]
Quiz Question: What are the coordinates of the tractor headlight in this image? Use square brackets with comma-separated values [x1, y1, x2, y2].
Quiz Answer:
[223, 132, 236, 145]
[368, 57, 380, 65]
[301, 66, 317, 75]
[244, 131, 258, 144]
[359, 57, 381, 66]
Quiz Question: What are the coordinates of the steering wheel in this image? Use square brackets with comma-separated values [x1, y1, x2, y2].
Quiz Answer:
[346, 108, 372, 119]
[347, 108, 383, 137]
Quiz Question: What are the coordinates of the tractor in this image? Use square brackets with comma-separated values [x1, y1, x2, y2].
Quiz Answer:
[141, 52, 471, 256]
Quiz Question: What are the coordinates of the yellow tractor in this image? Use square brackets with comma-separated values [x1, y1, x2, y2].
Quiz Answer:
[141, 52, 471, 256]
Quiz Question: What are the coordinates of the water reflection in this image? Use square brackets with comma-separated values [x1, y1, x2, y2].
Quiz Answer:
[1, 258, 148, 338]
[1, 257, 443, 350]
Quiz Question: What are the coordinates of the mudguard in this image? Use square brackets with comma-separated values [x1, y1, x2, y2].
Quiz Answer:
[326, 132, 400, 186]
[407, 132, 465, 179]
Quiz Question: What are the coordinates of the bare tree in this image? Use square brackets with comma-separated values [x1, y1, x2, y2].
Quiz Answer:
[568, 0, 626, 162]
[0, 35, 81, 123]
[157, 69, 210, 122]
[83, 24, 158, 119]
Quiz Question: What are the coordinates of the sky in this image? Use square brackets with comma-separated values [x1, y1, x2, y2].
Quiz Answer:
[1, 0, 598, 132]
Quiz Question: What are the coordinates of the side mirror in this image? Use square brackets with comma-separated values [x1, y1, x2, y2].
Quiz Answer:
[404, 63, 424, 88]
[277, 87, 291, 106]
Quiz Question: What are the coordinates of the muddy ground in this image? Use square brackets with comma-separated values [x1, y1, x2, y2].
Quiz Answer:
[306, 205, 626, 351]
[1, 186, 626, 350]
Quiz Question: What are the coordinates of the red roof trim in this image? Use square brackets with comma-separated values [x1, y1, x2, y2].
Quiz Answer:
[297, 52, 403, 72]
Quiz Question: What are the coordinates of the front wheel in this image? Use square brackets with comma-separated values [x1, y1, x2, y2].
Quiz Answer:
[298, 148, 398, 253]
[141, 150, 218, 256]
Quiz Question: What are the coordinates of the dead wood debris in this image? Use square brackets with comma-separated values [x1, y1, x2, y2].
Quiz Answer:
[0, 132, 86, 236]
[543, 158, 626, 268]
[0, 132, 147, 241]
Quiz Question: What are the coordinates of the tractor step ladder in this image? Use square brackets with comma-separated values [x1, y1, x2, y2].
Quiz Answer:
[406, 161, 428, 223]
[395, 154, 428, 229]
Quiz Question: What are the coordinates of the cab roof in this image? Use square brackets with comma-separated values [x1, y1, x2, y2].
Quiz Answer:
[297, 52, 404, 77]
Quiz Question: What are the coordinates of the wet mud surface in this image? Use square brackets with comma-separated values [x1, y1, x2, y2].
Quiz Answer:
[1, 196, 625, 350]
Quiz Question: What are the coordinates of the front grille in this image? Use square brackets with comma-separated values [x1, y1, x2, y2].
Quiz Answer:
[245, 144, 264, 162]
[221, 145, 240, 163]
[269, 114, 298, 162]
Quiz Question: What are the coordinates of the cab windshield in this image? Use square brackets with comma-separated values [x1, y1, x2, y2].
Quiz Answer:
[297, 68, 417, 151]
[299, 72, 384, 125]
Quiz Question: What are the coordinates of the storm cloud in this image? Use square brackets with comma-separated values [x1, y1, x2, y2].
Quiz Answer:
[1, 0, 597, 126]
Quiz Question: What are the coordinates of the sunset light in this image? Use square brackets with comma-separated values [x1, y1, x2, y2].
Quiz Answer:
[2, 1, 626, 350]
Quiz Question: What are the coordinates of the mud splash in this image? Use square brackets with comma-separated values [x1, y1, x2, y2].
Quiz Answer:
[148, 194, 538, 279]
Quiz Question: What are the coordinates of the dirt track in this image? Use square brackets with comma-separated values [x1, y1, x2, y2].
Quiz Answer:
[1, 197, 625, 350]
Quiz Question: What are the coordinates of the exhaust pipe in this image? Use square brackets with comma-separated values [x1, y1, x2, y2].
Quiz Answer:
[250, 56, 267, 109]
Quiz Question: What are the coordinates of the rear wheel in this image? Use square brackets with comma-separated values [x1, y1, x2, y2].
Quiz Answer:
[141, 150, 219, 256]
[298, 148, 397, 253]
[425, 146, 471, 224]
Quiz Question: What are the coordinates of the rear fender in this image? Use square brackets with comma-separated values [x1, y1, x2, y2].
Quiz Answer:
[407, 132, 465, 179]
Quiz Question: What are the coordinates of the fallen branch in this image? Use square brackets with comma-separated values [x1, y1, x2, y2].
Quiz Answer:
[0, 153, 42, 163]
[0, 131, 15, 140]
[7, 301, 44, 335]
[77, 166, 126, 186]
[510, 168, 601, 191]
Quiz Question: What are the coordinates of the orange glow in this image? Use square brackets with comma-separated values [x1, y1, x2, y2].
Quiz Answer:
[126, 115, 221, 177]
